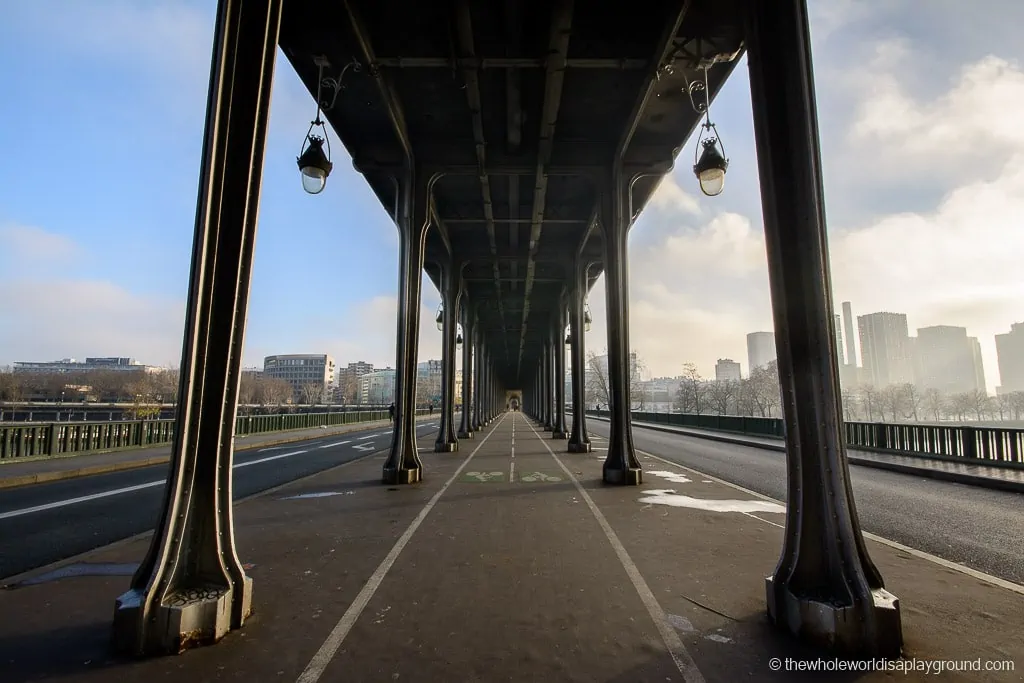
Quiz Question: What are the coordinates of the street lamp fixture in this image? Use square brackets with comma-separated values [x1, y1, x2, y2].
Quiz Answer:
[297, 56, 334, 194]
[435, 303, 444, 331]
[694, 137, 728, 197]
[686, 65, 729, 197]
[456, 323, 464, 347]
[583, 303, 592, 333]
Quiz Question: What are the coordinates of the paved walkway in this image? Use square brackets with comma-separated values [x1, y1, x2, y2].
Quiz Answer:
[0, 412, 1021, 681]
[602, 416, 1024, 494]
[0, 414, 438, 488]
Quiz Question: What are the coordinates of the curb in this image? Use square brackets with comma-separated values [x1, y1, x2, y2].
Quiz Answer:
[0, 416, 437, 490]
[587, 416, 1024, 495]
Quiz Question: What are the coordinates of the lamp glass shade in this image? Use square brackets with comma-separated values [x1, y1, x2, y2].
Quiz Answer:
[301, 167, 327, 194]
[297, 136, 333, 195]
[697, 168, 725, 196]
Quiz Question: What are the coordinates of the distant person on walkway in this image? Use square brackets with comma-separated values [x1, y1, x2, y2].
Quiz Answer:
[388, 403, 395, 422]
[429, 403, 434, 415]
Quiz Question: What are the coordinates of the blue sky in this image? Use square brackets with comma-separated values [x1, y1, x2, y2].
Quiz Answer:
[2, 1, 1023, 392]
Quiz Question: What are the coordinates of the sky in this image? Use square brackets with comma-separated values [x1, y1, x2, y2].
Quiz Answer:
[1, 1, 1022, 393]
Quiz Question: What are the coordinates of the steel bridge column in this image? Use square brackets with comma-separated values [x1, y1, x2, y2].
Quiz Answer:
[746, 0, 902, 657]
[552, 302, 568, 438]
[567, 259, 592, 452]
[383, 164, 435, 484]
[110, 0, 282, 656]
[601, 164, 642, 485]
[435, 263, 459, 452]
[457, 301, 474, 438]
[542, 335, 554, 431]
[471, 323, 482, 430]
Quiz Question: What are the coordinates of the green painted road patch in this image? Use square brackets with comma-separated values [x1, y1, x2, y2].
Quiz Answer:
[517, 471, 564, 483]
[458, 470, 507, 483]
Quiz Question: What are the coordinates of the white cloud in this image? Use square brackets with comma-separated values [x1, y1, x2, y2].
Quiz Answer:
[0, 224, 78, 264]
[0, 278, 185, 367]
[592, 50, 1024, 393]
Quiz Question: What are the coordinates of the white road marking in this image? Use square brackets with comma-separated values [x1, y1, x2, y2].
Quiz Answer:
[0, 481, 164, 520]
[318, 440, 350, 449]
[352, 443, 376, 452]
[634, 447, 1024, 597]
[356, 434, 378, 440]
[526, 421, 705, 683]
[295, 413, 508, 683]
[0, 448, 317, 520]
[235, 450, 308, 469]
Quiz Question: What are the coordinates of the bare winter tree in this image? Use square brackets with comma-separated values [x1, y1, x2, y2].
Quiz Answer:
[0, 370, 24, 402]
[747, 361, 780, 417]
[586, 350, 645, 410]
[858, 384, 880, 421]
[707, 378, 738, 415]
[922, 388, 945, 422]
[674, 362, 707, 415]
[967, 389, 991, 421]
[300, 382, 323, 405]
[879, 384, 908, 422]
[260, 378, 293, 406]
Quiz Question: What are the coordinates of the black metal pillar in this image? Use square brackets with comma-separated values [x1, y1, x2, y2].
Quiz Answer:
[383, 166, 433, 485]
[457, 301, 474, 438]
[601, 164, 642, 485]
[746, 0, 902, 657]
[111, 0, 281, 656]
[435, 264, 459, 452]
[471, 328, 482, 430]
[552, 300, 568, 438]
[542, 336, 553, 430]
[567, 258, 592, 452]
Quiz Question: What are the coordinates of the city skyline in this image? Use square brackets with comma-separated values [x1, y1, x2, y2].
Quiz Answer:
[2, 1, 1023, 396]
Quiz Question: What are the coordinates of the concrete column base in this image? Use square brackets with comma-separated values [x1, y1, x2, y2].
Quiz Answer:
[567, 441, 592, 453]
[602, 465, 643, 486]
[551, 430, 568, 439]
[434, 442, 457, 453]
[543, 425, 554, 432]
[766, 577, 902, 658]
[111, 577, 252, 656]
[383, 466, 422, 485]
[457, 430, 474, 439]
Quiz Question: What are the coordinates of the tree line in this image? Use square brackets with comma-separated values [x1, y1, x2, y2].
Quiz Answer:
[580, 356, 1024, 424]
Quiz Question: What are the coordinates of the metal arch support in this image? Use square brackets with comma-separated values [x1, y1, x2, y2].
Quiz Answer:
[457, 299, 475, 439]
[111, 0, 283, 656]
[435, 261, 460, 452]
[383, 167, 442, 485]
[745, 0, 902, 657]
[600, 163, 642, 485]
[551, 291, 569, 439]
[567, 255, 593, 453]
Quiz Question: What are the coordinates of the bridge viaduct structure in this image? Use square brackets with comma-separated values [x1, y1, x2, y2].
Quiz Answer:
[110, 0, 903, 665]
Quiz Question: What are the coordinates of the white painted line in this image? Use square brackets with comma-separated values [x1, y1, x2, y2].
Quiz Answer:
[635, 448, 1024, 597]
[317, 440, 350, 449]
[296, 412, 508, 683]
[0, 481, 163, 521]
[352, 443, 376, 452]
[526, 422, 704, 683]
[235, 450, 308, 469]
[0, 448, 314, 520]
[356, 434, 378, 440]
[258, 446, 289, 452]
[509, 460, 515, 481]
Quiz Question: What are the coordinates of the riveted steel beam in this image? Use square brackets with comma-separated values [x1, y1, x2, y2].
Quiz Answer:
[111, 0, 283, 656]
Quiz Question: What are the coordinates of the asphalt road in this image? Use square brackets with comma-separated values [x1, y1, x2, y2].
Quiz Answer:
[587, 421, 1024, 585]
[0, 421, 443, 579]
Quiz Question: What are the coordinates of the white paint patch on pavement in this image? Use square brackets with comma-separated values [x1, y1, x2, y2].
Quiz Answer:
[648, 470, 692, 484]
[280, 491, 354, 500]
[638, 489, 785, 514]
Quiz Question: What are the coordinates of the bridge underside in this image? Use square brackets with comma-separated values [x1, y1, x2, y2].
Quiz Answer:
[106, 0, 906, 666]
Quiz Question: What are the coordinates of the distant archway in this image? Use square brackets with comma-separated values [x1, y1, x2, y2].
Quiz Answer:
[505, 389, 522, 411]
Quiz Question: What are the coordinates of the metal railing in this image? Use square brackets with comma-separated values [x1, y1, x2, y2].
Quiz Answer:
[0, 409, 429, 461]
[584, 409, 1024, 469]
